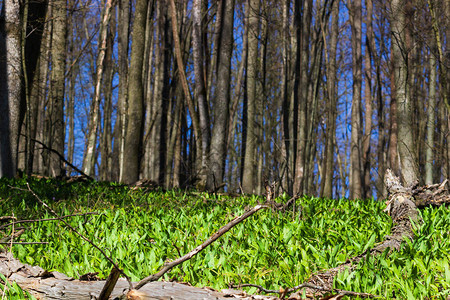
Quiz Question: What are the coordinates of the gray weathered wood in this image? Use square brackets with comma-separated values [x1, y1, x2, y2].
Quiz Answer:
[0, 252, 275, 299]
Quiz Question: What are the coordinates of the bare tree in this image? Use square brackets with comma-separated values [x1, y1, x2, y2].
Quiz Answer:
[83, 0, 114, 177]
[99, 9, 116, 181]
[390, 0, 419, 185]
[0, 0, 23, 177]
[192, 0, 211, 187]
[207, 0, 235, 191]
[425, 46, 436, 184]
[19, 0, 48, 175]
[122, 0, 149, 184]
[321, 0, 339, 199]
[169, 0, 203, 185]
[362, 0, 374, 198]
[349, 0, 362, 199]
[112, 0, 131, 182]
[46, 0, 67, 177]
[293, 0, 313, 196]
[242, 0, 260, 194]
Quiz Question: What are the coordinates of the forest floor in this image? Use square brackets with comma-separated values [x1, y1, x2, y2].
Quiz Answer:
[0, 174, 449, 299]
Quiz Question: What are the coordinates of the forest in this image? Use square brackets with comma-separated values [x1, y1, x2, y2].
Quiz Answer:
[0, 0, 447, 197]
[0, 0, 449, 299]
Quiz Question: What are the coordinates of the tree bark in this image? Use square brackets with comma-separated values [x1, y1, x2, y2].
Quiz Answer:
[362, 0, 374, 198]
[321, 0, 339, 199]
[47, 0, 66, 177]
[192, 0, 211, 187]
[425, 47, 436, 185]
[281, 0, 294, 195]
[391, 0, 419, 186]
[242, 0, 260, 194]
[99, 11, 116, 181]
[349, 0, 362, 199]
[145, 0, 167, 184]
[169, 0, 203, 185]
[21, 0, 48, 175]
[0, 0, 23, 178]
[207, 0, 235, 192]
[66, 0, 76, 176]
[122, 0, 148, 184]
[112, 0, 130, 182]
[83, 0, 114, 177]
[293, 0, 312, 196]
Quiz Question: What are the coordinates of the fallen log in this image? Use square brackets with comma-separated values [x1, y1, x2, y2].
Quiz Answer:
[288, 169, 449, 299]
[0, 252, 278, 299]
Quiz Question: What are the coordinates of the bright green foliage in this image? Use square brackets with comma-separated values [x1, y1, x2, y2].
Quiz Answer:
[0, 273, 36, 299]
[334, 205, 450, 299]
[0, 177, 449, 299]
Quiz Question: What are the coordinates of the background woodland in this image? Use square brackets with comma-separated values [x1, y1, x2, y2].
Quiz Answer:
[0, 0, 449, 198]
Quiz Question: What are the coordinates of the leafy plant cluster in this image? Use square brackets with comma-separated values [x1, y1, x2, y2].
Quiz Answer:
[0, 177, 449, 299]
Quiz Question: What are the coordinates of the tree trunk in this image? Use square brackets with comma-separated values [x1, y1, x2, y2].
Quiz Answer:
[362, 0, 374, 198]
[293, 0, 312, 196]
[207, 0, 235, 191]
[122, 0, 148, 184]
[349, 0, 362, 199]
[0, 0, 23, 177]
[281, 0, 294, 195]
[242, 0, 260, 194]
[21, 0, 48, 175]
[112, 0, 130, 182]
[34, 16, 52, 175]
[99, 11, 116, 181]
[169, 0, 203, 185]
[83, 0, 114, 177]
[142, 0, 155, 180]
[391, 0, 419, 186]
[255, 0, 267, 195]
[192, 0, 210, 187]
[47, 0, 66, 177]
[321, 0, 339, 199]
[425, 47, 436, 185]
[145, 0, 167, 184]
[388, 49, 399, 176]
[67, 0, 75, 176]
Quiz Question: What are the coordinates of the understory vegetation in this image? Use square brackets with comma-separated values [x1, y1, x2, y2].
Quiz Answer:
[0, 177, 449, 299]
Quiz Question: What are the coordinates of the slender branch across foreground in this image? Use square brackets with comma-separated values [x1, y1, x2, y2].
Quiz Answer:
[0, 212, 99, 231]
[134, 204, 269, 290]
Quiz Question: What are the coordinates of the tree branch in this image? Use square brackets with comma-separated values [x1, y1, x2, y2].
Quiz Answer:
[134, 204, 269, 290]
[27, 137, 94, 180]
[0, 212, 99, 231]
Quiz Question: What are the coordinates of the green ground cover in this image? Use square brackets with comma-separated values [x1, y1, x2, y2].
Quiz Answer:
[0, 177, 449, 299]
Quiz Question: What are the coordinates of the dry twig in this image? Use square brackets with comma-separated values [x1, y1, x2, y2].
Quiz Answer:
[0, 212, 99, 231]
[134, 204, 269, 290]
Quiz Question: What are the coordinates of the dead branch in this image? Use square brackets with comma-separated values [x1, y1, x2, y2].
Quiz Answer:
[28, 137, 94, 180]
[98, 267, 121, 300]
[134, 203, 270, 290]
[0, 216, 17, 222]
[0, 242, 48, 245]
[0, 212, 99, 231]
